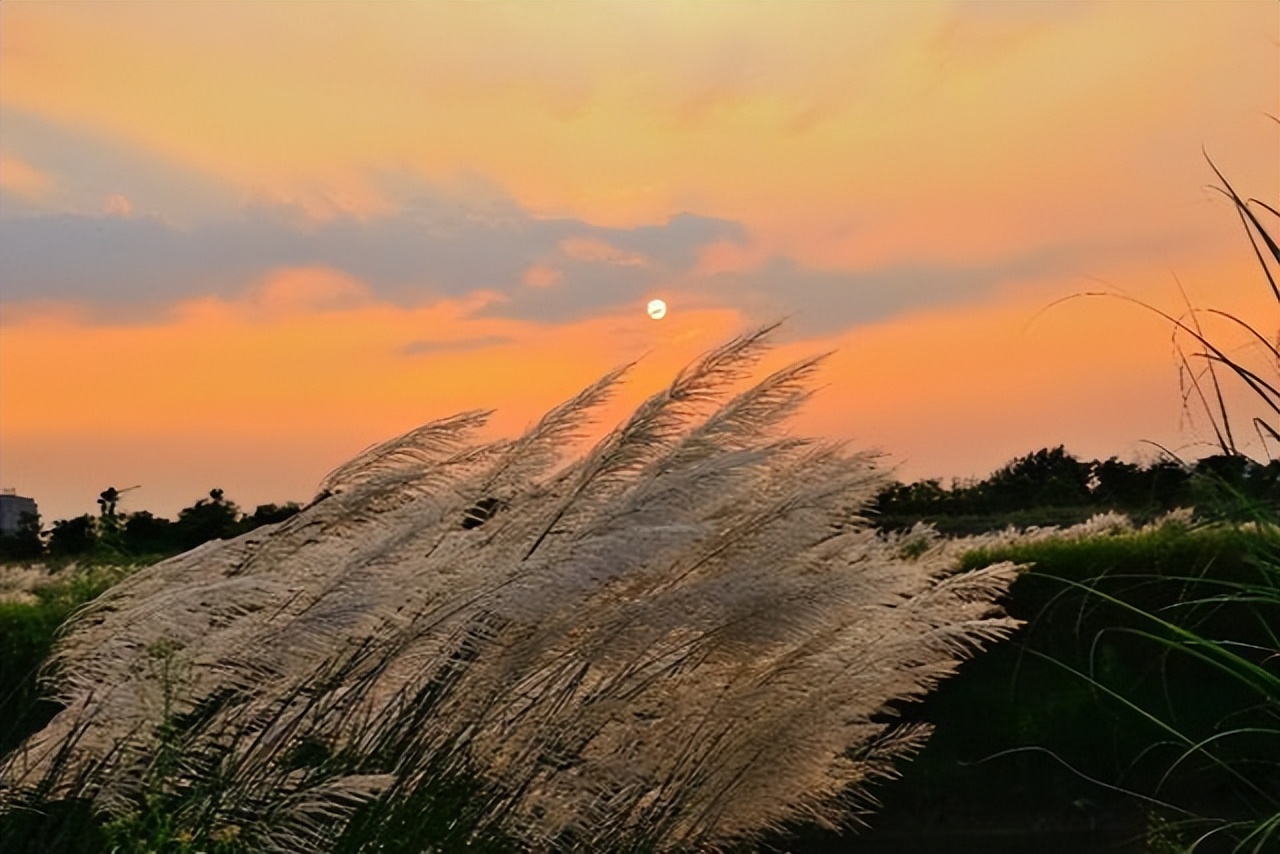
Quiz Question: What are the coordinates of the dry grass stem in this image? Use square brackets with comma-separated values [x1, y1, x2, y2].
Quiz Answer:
[1, 326, 1021, 852]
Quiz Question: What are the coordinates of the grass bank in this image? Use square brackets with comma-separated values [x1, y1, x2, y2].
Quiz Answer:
[817, 515, 1279, 854]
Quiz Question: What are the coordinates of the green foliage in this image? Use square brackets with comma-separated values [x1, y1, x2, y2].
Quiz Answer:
[0, 564, 137, 756]
[1187, 455, 1280, 523]
[21, 493, 304, 566]
[0, 597, 66, 757]
[818, 518, 1277, 852]
[873, 449, 1277, 535]
[986, 445, 1093, 508]
[0, 513, 43, 562]
[47, 515, 98, 558]
[963, 518, 1279, 851]
[0, 799, 106, 854]
[122, 510, 178, 558]
[172, 494, 242, 551]
[245, 502, 302, 527]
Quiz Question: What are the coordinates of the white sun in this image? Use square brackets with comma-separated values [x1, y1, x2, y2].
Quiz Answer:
[646, 298, 667, 320]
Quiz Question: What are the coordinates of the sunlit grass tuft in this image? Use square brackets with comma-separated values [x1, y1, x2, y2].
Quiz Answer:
[0, 325, 1021, 853]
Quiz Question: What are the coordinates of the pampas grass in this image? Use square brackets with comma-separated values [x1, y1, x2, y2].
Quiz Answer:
[0, 325, 1020, 853]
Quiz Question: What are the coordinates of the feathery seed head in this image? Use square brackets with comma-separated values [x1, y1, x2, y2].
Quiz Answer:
[1, 325, 1022, 852]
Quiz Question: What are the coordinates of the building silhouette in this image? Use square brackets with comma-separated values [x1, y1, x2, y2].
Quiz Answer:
[0, 490, 38, 535]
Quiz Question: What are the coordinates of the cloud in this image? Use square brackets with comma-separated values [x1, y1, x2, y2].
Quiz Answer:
[0, 119, 1184, 339]
[929, 0, 1095, 76]
[0, 110, 239, 220]
[558, 237, 651, 267]
[474, 259, 659, 324]
[690, 246, 1085, 336]
[0, 152, 53, 201]
[522, 264, 563, 289]
[0, 169, 1130, 337]
[400, 334, 515, 355]
[0, 182, 749, 317]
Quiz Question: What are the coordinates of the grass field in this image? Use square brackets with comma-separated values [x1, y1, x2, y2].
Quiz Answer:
[2, 512, 1274, 853]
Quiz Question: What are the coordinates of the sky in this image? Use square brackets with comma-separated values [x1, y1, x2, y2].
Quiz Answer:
[1, 2, 1277, 524]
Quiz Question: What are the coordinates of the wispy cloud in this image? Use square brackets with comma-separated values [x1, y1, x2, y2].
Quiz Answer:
[400, 334, 514, 355]
[0, 110, 239, 220]
[0, 151, 53, 202]
[690, 244, 1100, 336]
[0, 190, 747, 317]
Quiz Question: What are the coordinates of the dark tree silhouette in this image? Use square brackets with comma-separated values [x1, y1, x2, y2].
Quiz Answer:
[47, 516, 97, 558]
[172, 492, 241, 550]
[121, 512, 177, 557]
[244, 502, 302, 529]
[983, 446, 1092, 511]
[872, 446, 1275, 534]
[0, 512, 43, 561]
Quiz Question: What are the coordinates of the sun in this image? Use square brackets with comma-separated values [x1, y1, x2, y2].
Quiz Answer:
[646, 298, 667, 320]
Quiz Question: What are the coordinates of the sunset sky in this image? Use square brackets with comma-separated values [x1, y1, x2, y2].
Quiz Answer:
[1, 2, 1276, 524]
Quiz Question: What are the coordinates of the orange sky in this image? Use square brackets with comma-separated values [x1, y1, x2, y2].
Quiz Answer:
[1, 2, 1276, 523]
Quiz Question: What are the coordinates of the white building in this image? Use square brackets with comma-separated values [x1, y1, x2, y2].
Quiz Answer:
[0, 490, 39, 535]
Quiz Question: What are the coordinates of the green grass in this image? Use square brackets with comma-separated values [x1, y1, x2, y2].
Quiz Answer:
[950, 517, 1279, 852]
[0, 563, 140, 756]
[1018, 159, 1280, 853]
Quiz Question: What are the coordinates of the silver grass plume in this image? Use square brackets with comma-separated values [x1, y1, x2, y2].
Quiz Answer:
[1, 325, 1022, 852]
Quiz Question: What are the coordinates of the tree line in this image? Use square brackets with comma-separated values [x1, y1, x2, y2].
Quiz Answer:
[0, 490, 301, 562]
[2, 447, 1276, 561]
[872, 446, 1279, 534]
